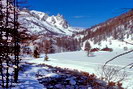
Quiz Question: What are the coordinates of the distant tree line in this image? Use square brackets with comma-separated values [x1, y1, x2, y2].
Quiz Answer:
[32, 36, 81, 55]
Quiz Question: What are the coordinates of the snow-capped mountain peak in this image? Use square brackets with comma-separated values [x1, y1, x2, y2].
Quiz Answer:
[46, 13, 69, 29]
[30, 10, 49, 21]
[19, 9, 80, 35]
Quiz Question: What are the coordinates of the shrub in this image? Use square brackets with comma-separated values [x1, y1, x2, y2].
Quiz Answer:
[97, 66, 127, 84]
[123, 47, 128, 51]
[44, 55, 49, 61]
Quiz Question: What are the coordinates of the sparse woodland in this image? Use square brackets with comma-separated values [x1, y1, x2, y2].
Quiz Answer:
[76, 10, 133, 43]
[0, 0, 21, 88]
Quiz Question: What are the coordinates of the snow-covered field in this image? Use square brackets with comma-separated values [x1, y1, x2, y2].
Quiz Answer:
[26, 49, 133, 89]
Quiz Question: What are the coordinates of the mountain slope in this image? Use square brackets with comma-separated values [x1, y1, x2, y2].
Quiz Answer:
[75, 10, 133, 50]
[19, 9, 82, 36]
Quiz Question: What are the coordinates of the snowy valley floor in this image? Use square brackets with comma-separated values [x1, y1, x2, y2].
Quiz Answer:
[12, 62, 107, 89]
[26, 50, 133, 89]
[12, 50, 133, 89]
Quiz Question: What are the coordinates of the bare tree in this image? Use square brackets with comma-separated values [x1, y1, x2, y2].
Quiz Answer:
[97, 66, 127, 84]
[84, 41, 91, 56]
[0, 0, 5, 87]
[44, 40, 50, 61]
[0, 0, 26, 88]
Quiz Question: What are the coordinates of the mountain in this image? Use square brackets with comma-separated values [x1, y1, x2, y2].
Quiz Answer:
[18, 9, 83, 54]
[75, 10, 133, 50]
[19, 9, 83, 36]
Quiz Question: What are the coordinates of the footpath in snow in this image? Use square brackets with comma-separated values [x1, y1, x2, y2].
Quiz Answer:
[12, 60, 120, 89]
[13, 63, 46, 89]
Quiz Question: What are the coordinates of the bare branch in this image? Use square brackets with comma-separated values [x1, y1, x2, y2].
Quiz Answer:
[103, 50, 133, 68]
[120, 63, 133, 70]
[123, 41, 133, 45]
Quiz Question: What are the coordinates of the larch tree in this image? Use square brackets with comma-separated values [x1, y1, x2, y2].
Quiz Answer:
[44, 40, 50, 61]
[0, 0, 27, 88]
[84, 41, 91, 56]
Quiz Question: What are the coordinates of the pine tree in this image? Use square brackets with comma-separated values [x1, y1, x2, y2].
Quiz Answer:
[33, 47, 40, 58]
[49, 39, 55, 53]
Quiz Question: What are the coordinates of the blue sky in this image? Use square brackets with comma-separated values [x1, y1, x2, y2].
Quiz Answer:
[27, 0, 133, 28]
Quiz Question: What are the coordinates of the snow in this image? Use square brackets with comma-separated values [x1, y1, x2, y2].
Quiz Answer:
[30, 10, 48, 20]
[26, 49, 133, 89]
[82, 37, 133, 51]
[19, 10, 83, 36]
[12, 64, 47, 89]
[69, 79, 76, 85]
[13, 61, 97, 89]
